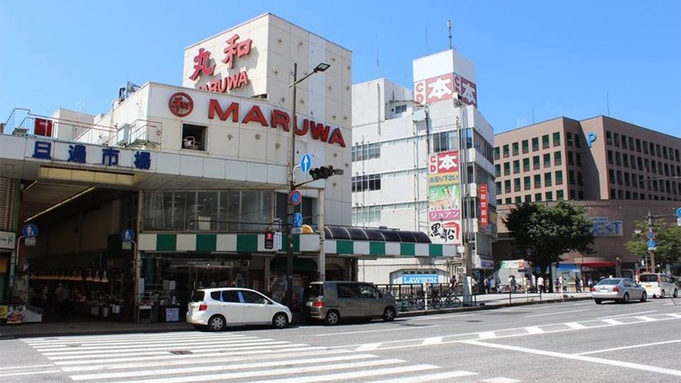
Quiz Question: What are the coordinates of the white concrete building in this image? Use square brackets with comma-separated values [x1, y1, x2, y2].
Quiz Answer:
[352, 49, 497, 285]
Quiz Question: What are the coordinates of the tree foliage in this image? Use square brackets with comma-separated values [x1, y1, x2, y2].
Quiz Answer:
[503, 201, 595, 275]
[625, 219, 681, 268]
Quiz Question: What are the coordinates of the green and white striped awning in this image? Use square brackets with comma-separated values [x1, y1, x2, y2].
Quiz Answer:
[138, 233, 458, 257]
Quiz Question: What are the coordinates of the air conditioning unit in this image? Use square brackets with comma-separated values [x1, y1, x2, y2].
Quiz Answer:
[130, 124, 162, 147]
[116, 124, 131, 146]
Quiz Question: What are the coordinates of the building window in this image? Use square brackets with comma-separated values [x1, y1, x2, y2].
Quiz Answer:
[566, 132, 573, 146]
[643, 140, 649, 154]
[554, 151, 562, 166]
[624, 172, 631, 187]
[514, 178, 521, 192]
[578, 191, 584, 199]
[352, 142, 381, 161]
[496, 199, 502, 205]
[608, 169, 615, 184]
[523, 158, 530, 172]
[494, 147, 500, 161]
[432, 131, 456, 152]
[569, 170, 575, 185]
[568, 151, 574, 166]
[182, 123, 207, 151]
[552, 132, 560, 147]
[514, 196, 522, 203]
[544, 172, 552, 187]
[542, 134, 550, 149]
[534, 174, 541, 188]
[621, 135, 628, 149]
[557, 190, 564, 200]
[556, 170, 563, 185]
[613, 133, 620, 147]
[636, 138, 642, 152]
[495, 181, 502, 195]
[504, 162, 510, 176]
[512, 142, 519, 156]
[532, 137, 539, 151]
[504, 180, 511, 193]
[503, 144, 510, 158]
[522, 140, 529, 154]
[637, 157, 643, 170]
[524, 176, 531, 190]
[495, 164, 501, 177]
[543, 153, 551, 168]
[616, 170, 623, 185]
[545, 191, 553, 201]
[352, 174, 381, 192]
[577, 172, 583, 186]
[513, 160, 520, 174]
[628, 136, 634, 151]
[606, 131, 612, 145]
[625, 190, 631, 199]
[570, 190, 576, 200]
[607, 150, 614, 165]
[618, 189, 624, 199]
[575, 135, 581, 148]
[535, 193, 542, 202]
[576, 153, 582, 167]
[615, 152, 622, 167]
[533, 155, 540, 170]
[623, 154, 629, 168]
[394, 104, 407, 113]
[505, 197, 512, 204]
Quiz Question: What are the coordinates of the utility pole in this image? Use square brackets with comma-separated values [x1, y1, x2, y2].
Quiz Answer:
[647, 211, 656, 274]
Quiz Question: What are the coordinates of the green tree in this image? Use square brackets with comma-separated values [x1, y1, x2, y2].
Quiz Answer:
[503, 201, 595, 282]
[625, 219, 681, 269]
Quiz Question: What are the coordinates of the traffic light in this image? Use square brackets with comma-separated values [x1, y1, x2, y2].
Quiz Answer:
[264, 230, 274, 249]
[309, 165, 335, 180]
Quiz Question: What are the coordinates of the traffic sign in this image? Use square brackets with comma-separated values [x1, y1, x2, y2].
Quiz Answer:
[22, 224, 38, 239]
[121, 229, 135, 242]
[677, 217, 681, 227]
[646, 231, 655, 240]
[300, 153, 312, 173]
[647, 239, 656, 251]
[677, 207, 681, 218]
[25, 237, 36, 247]
[289, 189, 302, 206]
[293, 212, 303, 228]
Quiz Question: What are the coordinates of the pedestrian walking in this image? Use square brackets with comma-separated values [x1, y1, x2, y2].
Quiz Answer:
[483, 277, 490, 294]
[510, 275, 517, 293]
[489, 277, 497, 293]
[537, 275, 545, 293]
[575, 276, 581, 292]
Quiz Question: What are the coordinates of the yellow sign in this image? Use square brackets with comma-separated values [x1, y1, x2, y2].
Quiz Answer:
[0, 305, 7, 319]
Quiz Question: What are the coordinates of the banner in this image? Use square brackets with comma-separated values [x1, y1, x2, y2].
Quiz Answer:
[479, 184, 488, 227]
[427, 150, 462, 245]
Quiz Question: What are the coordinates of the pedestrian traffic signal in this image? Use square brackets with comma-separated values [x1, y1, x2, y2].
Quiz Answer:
[309, 165, 335, 180]
[264, 230, 274, 249]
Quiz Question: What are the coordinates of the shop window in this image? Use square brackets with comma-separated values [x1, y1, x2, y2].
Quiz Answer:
[182, 123, 207, 151]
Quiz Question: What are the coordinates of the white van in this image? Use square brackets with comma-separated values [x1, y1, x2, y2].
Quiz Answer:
[639, 273, 678, 298]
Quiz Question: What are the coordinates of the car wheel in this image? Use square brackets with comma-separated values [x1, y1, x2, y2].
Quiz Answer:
[660, 290, 665, 298]
[207, 315, 226, 331]
[272, 312, 288, 329]
[621, 293, 629, 303]
[674, 289, 679, 298]
[640, 292, 647, 302]
[594, 299, 602, 305]
[383, 307, 396, 322]
[325, 310, 340, 325]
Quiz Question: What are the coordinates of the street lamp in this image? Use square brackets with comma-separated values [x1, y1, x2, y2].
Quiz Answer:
[285, 62, 330, 309]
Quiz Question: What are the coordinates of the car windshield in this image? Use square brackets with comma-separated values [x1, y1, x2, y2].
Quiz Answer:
[596, 279, 620, 285]
[639, 275, 658, 282]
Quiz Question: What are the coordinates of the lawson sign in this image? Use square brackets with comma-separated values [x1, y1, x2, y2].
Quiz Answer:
[402, 274, 439, 284]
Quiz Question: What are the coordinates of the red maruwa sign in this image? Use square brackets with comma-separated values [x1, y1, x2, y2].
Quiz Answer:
[168, 92, 194, 117]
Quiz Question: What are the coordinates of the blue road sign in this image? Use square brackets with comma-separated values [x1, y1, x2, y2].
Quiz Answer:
[22, 224, 38, 238]
[677, 207, 681, 218]
[293, 212, 303, 228]
[300, 153, 312, 173]
[647, 239, 656, 248]
[646, 231, 655, 240]
[289, 189, 302, 206]
[121, 229, 135, 242]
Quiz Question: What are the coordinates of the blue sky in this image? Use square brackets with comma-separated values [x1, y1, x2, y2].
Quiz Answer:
[1, 0, 679, 136]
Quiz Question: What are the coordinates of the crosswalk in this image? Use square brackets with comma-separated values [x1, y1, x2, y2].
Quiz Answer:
[23, 332, 519, 383]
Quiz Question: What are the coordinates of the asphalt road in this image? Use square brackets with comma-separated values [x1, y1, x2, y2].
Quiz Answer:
[1, 297, 679, 383]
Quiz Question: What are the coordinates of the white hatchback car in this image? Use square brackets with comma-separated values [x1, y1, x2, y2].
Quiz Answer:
[639, 273, 679, 298]
[187, 287, 292, 331]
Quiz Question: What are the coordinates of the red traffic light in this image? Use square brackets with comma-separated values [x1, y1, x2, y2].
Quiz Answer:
[264, 230, 275, 249]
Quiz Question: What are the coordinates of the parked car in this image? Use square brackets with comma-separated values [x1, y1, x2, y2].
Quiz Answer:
[303, 281, 398, 325]
[187, 287, 292, 331]
[591, 277, 647, 304]
[638, 273, 679, 298]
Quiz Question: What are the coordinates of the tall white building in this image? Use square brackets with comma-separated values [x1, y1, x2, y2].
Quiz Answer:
[352, 49, 497, 285]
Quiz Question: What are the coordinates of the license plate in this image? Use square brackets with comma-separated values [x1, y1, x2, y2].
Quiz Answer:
[644, 284, 651, 288]
[600, 289, 609, 292]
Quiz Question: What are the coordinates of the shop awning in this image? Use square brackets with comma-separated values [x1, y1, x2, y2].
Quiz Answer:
[580, 261, 616, 267]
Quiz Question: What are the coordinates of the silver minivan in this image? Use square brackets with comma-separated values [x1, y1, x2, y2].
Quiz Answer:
[303, 281, 398, 325]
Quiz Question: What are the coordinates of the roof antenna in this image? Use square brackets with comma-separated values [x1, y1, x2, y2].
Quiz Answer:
[606, 92, 611, 117]
[448, 20, 453, 50]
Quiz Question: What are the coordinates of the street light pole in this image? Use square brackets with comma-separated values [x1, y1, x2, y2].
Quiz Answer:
[285, 62, 330, 309]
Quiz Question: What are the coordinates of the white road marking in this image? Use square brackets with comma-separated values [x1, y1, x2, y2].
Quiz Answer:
[597, 310, 657, 319]
[0, 364, 54, 370]
[366, 370, 477, 383]
[241, 364, 440, 383]
[601, 318, 623, 325]
[667, 313, 681, 318]
[565, 322, 587, 329]
[409, 313, 476, 321]
[482, 378, 521, 383]
[575, 339, 681, 356]
[635, 316, 657, 322]
[463, 339, 681, 377]
[356, 343, 382, 351]
[422, 337, 443, 345]
[479, 331, 496, 339]
[316, 325, 439, 336]
[0, 370, 62, 378]
[525, 326, 545, 334]
[524, 309, 588, 318]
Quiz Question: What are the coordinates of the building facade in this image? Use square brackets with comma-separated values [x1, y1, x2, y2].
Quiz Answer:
[493, 116, 681, 278]
[352, 49, 497, 285]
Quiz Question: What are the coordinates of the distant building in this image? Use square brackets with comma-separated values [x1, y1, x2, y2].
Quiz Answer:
[493, 116, 681, 278]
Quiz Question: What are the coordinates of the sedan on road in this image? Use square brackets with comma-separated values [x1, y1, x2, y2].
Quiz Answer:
[591, 277, 647, 304]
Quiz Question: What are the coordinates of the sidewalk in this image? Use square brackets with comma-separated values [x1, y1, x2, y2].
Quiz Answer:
[0, 292, 592, 339]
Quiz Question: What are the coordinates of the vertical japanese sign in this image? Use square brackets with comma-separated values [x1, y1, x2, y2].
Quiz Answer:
[479, 184, 488, 228]
[428, 150, 462, 244]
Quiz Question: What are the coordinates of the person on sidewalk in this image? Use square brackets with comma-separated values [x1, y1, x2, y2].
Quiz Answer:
[537, 275, 545, 293]
[483, 277, 490, 294]
[489, 277, 497, 293]
[575, 276, 582, 292]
